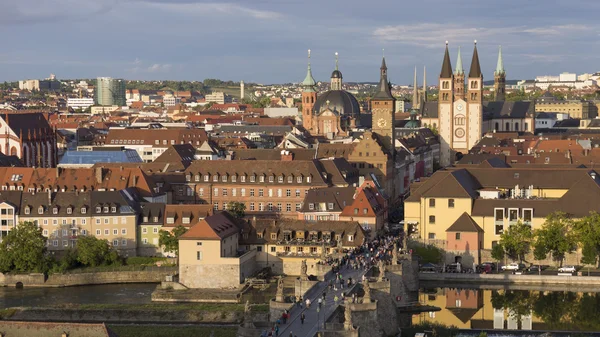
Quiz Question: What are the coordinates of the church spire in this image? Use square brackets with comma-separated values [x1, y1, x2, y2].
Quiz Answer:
[412, 67, 420, 109]
[440, 41, 453, 78]
[330, 52, 343, 90]
[302, 49, 316, 92]
[495, 45, 505, 75]
[469, 40, 482, 78]
[373, 55, 393, 100]
[455, 47, 464, 75]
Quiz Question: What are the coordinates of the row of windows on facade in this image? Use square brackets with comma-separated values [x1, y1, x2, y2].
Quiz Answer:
[440, 93, 479, 101]
[48, 238, 127, 247]
[493, 122, 529, 132]
[110, 139, 204, 146]
[24, 205, 119, 215]
[178, 186, 307, 198]
[428, 232, 463, 240]
[22, 217, 129, 226]
[42, 228, 127, 237]
[213, 202, 301, 212]
[185, 173, 312, 184]
[428, 198, 455, 208]
[356, 151, 382, 157]
[426, 208, 533, 228]
[441, 81, 480, 89]
[351, 163, 383, 169]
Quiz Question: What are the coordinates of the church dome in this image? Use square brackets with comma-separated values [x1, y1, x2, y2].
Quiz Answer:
[331, 69, 342, 79]
[313, 90, 360, 116]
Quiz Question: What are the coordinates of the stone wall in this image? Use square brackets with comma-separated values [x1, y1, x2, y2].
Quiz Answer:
[180, 264, 241, 289]
[0, 270, 174, 288]
[348, 301, 380, 337]
[479, 249, 584, 267]
[369, 281, 398, 337]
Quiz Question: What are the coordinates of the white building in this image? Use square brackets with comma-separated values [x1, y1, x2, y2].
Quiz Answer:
[264, 107, 299, 118]
[163, 94, 181, 107]
[67, 98, 95, 110]
[205, 92, 231, 104]
[519, 72, 598, 90]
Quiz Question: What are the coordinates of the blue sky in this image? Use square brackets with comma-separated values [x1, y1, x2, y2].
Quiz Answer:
[2, 0, 599, 85]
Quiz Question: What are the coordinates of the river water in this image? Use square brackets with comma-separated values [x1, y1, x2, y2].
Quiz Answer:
[0, 284, 156, 308]
[415, 284, 600, 333]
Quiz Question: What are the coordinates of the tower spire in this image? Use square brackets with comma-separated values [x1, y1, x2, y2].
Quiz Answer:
[330, 52, 343, 90]
[335, 52, 339, 71]
[302, 49, 316, 92]
[440, 41, 453, 78]
[373, 55, 393, 100]
[469, 40, 482, 78]
[495, 45, 505, 75]
[455, 47, 464, 75]
[412, 67, 419, 109]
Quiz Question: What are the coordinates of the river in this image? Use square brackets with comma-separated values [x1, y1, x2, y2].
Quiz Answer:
[415, 284, 600, 333]
[0, 284, 156, 308]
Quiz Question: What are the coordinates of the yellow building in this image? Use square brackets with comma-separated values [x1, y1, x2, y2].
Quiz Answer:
[535, 93, 597, 119]
[404, 164, 600, 263]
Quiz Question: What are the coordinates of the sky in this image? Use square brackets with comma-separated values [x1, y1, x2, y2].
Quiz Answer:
[2, 0, 599, 85]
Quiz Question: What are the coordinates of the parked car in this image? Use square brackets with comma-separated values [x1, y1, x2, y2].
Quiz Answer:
[477, 262, 496, 274]
[558, 265, 577, 273]
[528, 265, 542, 273]
[502, 263, 525, 271]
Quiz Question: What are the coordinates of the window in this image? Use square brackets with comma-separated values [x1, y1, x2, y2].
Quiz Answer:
[260, 175, 265, 183]
[295, 189, 300, 197]
[269, 176, 274, 183]
[81, 229, 87, 236]
[271, 233, 277, 240]
[222, 175, 227, 182]
[111, 206, 117, 213]
[104, 218, 109, 224]
[348, 235, 354, 242]
[197, 251, 203, 260]
[250, 203, 255, 211]
[121, 239, 127, 246]
[297, 176, 302, 183]
[96, 229, 101, 236]
[222, 188, 228, 197]
[509, 208, 519, 222]
[328, 203, 334, 210]
[82, 219, 86, 225]
[455, 233, 461, 240]
[278, 176, 283, 183]
[428, 233, 436, 239]
[241, 188, 246, 197]
[96, 206, 101, 213]
[67, 207, 72, 214]
[258, 189, 264, 197]
[241, 175, 246, 182]
[495, 208, 505, 235]
[113, 229, 118, 235]
[43, 229, 48, 236]
[121, 229, 127, 235]
[448, 199, 455, 208]
[142, 227, 147, 234]
[104, 229, 109, 235]
[143, 238, 148, 244]
[231, 175, 237, 183]
[53, 240, 58, 247]
[277, 189, 282, 197]
[81, 207, 86, 214]
[287, 176, 293, 183]
[113, 240, 119, 246]
[63, 240, 68, 247]
[232, 188, 236, 197]
[270, 246, 276, 253]
[25, 207, 30, 215]
[523, 209, 533, 223]
[286, 203, 291, 212]
[213, 188, 219, 197]
[296, 203, 301, 211]
[268, 189, 273, 197]
[277, 203, 282, 211]
[268, 203, 273, 211]
[429, 199, 435, 207]
[309, 203, 314, 210]
[250, 189, 255, 197]
[250, 175, 256, 183]
[153, 227, 158, 234]
[429, 215, 435, 224]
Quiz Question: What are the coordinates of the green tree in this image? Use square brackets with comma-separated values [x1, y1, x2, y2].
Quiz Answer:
[533, 212, 576, 266]
[573, 212, 600, 270]
[491, 243, 505, 263]
[159, 226, 188, 256]
[226, 201, 246, 218]
[499, 221, 533, 262]
[76, 236, 121, 267]
[0, 222, 49, 273]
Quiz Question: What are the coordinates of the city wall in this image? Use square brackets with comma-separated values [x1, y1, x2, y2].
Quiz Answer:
[0, 269, 174, 288]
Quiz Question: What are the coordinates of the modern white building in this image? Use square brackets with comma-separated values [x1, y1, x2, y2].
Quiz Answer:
[67, 98, 95, 110]
[205, 92, 231, 104]
[518, 72, 597, 90]
[163, 94, 181, 107]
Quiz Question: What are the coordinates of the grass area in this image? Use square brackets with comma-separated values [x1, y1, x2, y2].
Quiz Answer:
[45, 303, 269, 313]
[108, 325, 237, 337]
[0, 308, 17, 319]
[208, 86, 243, 99]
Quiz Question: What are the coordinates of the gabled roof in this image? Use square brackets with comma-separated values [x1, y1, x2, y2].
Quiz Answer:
[163, 204, 213, 228]
[179, 211, 241, 240]
[446, 212, 483, 232]
[153, 144, 196, 167]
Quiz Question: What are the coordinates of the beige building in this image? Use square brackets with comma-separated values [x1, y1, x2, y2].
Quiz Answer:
[178, 212, 257, 289]
[535, 92, 597, 119]
[404, 164, 600, 264]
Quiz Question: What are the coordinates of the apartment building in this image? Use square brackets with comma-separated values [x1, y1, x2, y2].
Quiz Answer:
[404, 166, 600, 264]
[104, 128, 209, 162]
[17, 190, 138, 255]
[173, 157, 358, 217]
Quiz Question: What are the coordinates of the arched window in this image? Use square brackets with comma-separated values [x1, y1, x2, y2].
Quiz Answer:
[495, 123, 499, 131]
[505, 122, 510, 131]
[524, 123, 529, 131]
[515, 123, 519, 131]
[470, 81, 478, 89]
[442, 81, 449, 89]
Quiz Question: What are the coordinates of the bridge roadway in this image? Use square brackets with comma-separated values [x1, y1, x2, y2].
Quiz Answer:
[277, 266, 367, 337]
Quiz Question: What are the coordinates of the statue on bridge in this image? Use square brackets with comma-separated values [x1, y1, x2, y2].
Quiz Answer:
[393, 242, 399, 265]
[275, 277, 285, 302]
[362, 281, 371, 304]
[300, 259, 309, 281]
[377, 259, 385, 282]
[344, 304, 353, 330]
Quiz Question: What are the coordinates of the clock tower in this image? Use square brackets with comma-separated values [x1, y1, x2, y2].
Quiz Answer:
[371, 56, 396, 155]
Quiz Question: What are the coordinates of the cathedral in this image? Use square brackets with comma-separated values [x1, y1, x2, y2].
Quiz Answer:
[419, 41, 532, 166]
[300, 51, 360, 139]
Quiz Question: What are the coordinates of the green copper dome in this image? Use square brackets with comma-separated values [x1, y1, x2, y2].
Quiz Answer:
[302, 49, 316, 92]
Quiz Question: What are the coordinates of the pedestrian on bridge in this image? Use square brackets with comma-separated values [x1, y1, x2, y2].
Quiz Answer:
[300, 312, 305, 324]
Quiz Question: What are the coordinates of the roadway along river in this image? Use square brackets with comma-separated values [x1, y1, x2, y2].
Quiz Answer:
[0, 283, 156, 308]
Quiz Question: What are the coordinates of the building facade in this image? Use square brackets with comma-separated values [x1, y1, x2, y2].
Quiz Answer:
[95, 77, 126, 106]
[0, 113, 58, 168]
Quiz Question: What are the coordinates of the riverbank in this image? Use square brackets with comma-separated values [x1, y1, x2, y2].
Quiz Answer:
[1, 303, 269, 325]
[419, 272, 600, 286]
[0, 267, 176, 288]
[108, 325, 238, 337]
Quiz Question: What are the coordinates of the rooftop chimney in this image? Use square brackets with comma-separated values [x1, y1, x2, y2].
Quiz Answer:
[47, 189, 51, 205]
[95, 167, 103, 184]
[281, 150, 293, 161]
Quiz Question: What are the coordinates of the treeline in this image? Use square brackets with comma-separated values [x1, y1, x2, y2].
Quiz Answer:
[492, 211, 600, 267]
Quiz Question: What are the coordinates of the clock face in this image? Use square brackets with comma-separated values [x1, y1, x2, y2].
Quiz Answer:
[455, 128, 465, 138]
[456, 103, 463, 111]
[377, 118, 387, 128]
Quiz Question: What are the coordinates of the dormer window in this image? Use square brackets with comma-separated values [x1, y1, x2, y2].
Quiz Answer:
[153, 216, 158, 222]
[260, 175, 265, 183]
[204, 175, 209, 182]
[306, 176, 311, 183]
[53, 207, 58, 215]
[240, 175, 246, 183]
[309, 203, 314, 210]
[297, 176, 302, 183]
[195, 175, 200, 182]
[287, 176, 293, 183]
[143, 216, 148, 222]
[328, 203, 334, 210]
[269, 176, 274, 183]
[111, 206, 117, 213]
[186, 174, 191, 182]
[278, 176, 284, 183]
[38, 206, 44, 214]
[183, 217, 190, 224]
[67, 207, 72, 214]
[167, 217, 175, 224]
[25, 207, 30, 215]
[103, 206, 109, 213]
[96, 206, 101, 213]
[213, 175, 218, 182]
[250, 175, 256, 183]
[222, 175, 227, 182]
[231, 175, 237, 183]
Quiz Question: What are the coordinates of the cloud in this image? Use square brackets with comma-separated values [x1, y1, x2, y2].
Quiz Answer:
[373, 23, 597, 48]
[138, 1, 283, 20]
[0, 0, 117, 25]
[127, 59, 172, 73]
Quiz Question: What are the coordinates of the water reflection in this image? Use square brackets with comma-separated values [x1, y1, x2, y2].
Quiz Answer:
[414, 288, 600, 332]
[0, 284, 156, 308]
